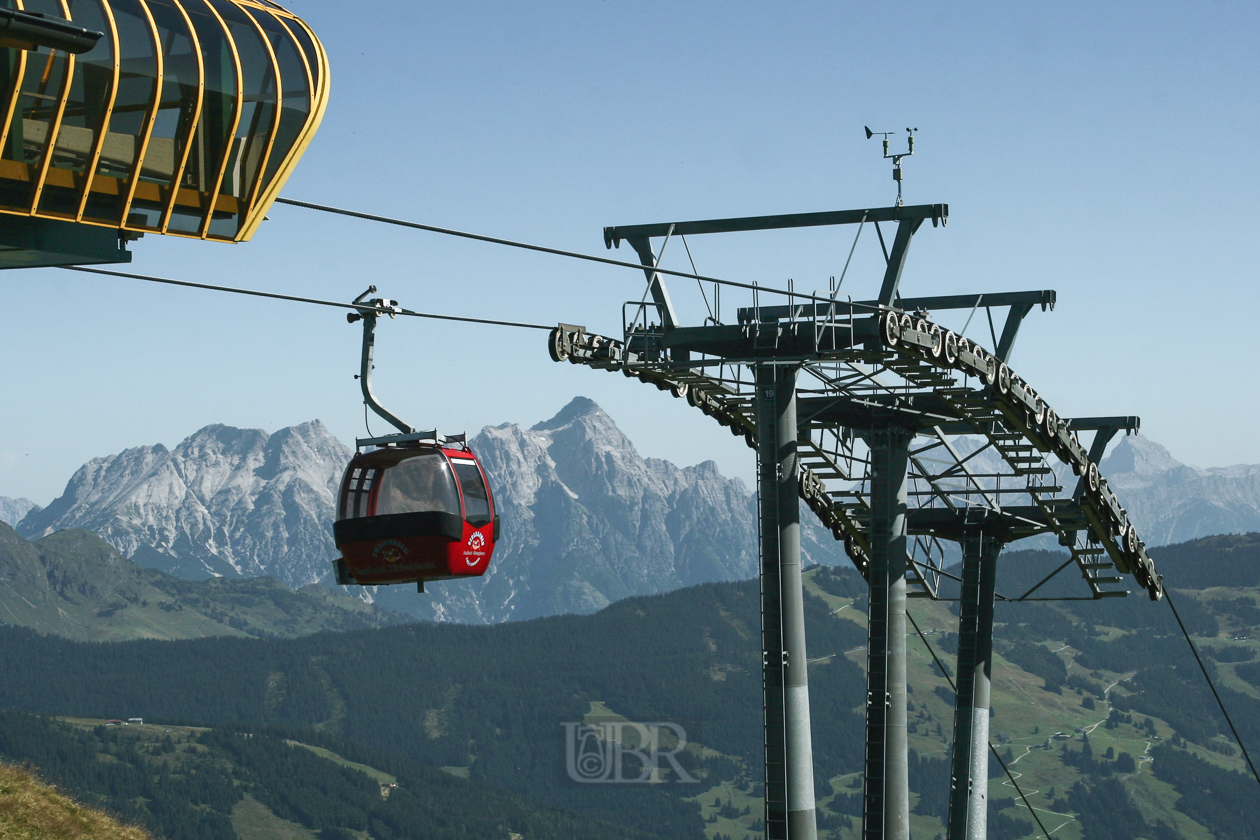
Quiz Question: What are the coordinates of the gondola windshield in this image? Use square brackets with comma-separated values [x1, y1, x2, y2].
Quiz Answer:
[376, 452, 461, 517]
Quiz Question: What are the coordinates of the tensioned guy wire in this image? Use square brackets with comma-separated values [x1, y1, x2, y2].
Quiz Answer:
[274, 196, 887, 311]
[905, 610, 1057, 840]
[1165, 589, 1260, 788]
[59, 266, 554, 331]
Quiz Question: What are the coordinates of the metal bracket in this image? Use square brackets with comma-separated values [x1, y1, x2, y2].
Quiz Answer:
[626, 235, 679, 331]
[356, 430, 461, 450]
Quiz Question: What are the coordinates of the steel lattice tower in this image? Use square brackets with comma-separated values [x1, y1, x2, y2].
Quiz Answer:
[549, 201, 1161, 840]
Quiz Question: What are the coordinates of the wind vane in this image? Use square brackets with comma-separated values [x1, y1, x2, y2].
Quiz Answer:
[866, 125, 917, 206]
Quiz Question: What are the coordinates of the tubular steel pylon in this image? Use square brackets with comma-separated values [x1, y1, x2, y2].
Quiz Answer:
[548, 201, 1162, 840]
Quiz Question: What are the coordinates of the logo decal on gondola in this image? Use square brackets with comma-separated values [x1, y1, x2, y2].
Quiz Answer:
[466, 531, 486, 566]
[373, 539, 409, 564]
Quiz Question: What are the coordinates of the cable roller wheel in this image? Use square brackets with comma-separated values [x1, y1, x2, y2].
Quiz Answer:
[1087, 462, 1100, 493]
[1127, 525, 1139, 556]
[981, 350, 997, 385]
[672, 381, 689, 399]
[997, 363, 1011, 395]
[1031, 396, 1046, 426]
[882, 312, 900, 346]
[913, 319, 928, 353]
[928, 323, 944, 359]
[900, 313, 914, 337]
[1044, 407, 1057, 437]
[943, 330, 959, 364]
[547, 327, 569, 363]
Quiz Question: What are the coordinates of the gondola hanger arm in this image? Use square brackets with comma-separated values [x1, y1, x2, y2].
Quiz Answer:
[349, 286, 413, 435]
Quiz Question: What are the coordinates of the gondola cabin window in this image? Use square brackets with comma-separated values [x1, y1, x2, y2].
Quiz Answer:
[339, 466, 378, 520]
[375, 452, 461, 516]
[451, 458, 491, 526]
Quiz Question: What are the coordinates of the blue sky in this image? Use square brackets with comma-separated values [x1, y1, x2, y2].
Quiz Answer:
[2, 1, 1257, 503]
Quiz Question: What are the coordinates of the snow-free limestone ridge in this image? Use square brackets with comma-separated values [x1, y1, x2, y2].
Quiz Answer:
[447, 396, 762, 621]
[14, 399, 818, 623]
[1099, 434, 1260, 546]
[12, 399, 1260, 623]
[18, 421, 349, 589]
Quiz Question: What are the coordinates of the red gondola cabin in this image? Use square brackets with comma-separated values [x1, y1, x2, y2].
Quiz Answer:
[333, 445, 499, 586]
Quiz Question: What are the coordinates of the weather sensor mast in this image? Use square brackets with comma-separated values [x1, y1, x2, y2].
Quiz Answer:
[865, 126, 917, 206]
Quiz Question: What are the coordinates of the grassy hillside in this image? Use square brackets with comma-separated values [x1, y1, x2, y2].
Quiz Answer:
[0, 760, 154, 840]
[1, 534, 1259, 838]
[0, 522, 408, 641]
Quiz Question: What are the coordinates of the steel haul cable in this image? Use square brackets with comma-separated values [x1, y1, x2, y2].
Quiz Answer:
[274, 196, 884, 310]
[59, 266, 554, 331]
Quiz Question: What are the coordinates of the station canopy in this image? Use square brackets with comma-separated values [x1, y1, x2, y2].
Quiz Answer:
[0, 0, 328, 243]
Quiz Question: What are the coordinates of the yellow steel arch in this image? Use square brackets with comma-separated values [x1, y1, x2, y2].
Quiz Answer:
[0, 0, 327, 243]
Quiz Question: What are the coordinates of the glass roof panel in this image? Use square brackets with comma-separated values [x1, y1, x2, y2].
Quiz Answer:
[0, 0, 74, 214]
[125, 0, 201, 231]
[247, 7, 306, 195]
[0, 0, 327, 242]
[204, 0, 275, 240]
[37, 0, 112, 218]
[79, 0, 159, 226]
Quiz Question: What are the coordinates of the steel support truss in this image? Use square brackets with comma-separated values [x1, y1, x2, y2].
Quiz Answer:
[549, 201, 1163, 840]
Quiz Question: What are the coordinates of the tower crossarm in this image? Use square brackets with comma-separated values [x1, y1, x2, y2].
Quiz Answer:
[546, 305, 1162, 601]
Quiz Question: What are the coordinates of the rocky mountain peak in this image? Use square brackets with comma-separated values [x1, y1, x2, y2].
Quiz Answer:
[0, 497, 39, 527]
[531, 395, 603, 431]
[530, 396, 636, 460]
[433, 397, 763, 621]
[1101, 434, 1190, 483]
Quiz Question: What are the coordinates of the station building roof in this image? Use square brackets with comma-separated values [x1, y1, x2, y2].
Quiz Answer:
[0, 0, 328, 243]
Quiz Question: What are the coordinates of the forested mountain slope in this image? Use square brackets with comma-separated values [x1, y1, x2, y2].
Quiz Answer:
[3, 534, 1260, 838]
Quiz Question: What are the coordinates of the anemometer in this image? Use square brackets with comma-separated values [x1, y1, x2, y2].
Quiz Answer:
[865, 126, 917, 206]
